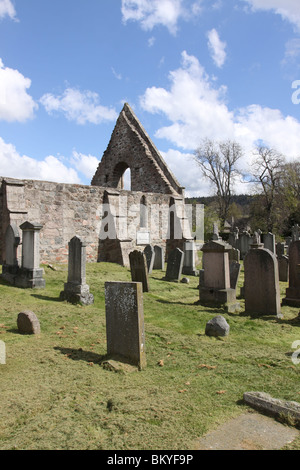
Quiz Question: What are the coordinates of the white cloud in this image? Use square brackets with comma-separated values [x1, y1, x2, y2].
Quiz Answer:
[140, 51, 300, 182]
[0, 0, 17, 20]
[0, 137, 80, 183]
[121, 0, 203, 34]
[40, 88, 118, 125]
[242, 0, 300, 30]
[207, 28, 227, 68]
[0, 59, 37, 122]
[71, 151, 99, 179]
[161, 148, 210, 197]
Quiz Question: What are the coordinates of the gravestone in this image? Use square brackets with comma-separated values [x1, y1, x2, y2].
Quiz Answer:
[153, 245, 165, 270]
[276, 242, 285, 258]
[228, 226, 239, 249]
[1, 223, 20, 284]
[129, 250, 149, 292]
[15, 222, 45, 288]
[105, 281, 146, 370]
[278, 256, 289, 283]
[282, 240, 300, 307]
[244, 242, 281, 317]
[238, 231, 251, 260]
[17, 311, 40, 335]
[182, 240, 199, 276]
[60, 236, 94, 305]
[229, 247, 240, 263]
[263, 232, 275, 254]
[230, 261, 241, 290]
[165, 247, 184, 282]
[143, 245, 155, 274]
[200, 240, 239, 313]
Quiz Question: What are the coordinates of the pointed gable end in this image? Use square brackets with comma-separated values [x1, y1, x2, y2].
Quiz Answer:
[91, 103, 184, 196]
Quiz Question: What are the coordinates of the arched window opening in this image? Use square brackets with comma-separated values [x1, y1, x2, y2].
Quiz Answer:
[123, 168, 131, 190]
[112, 162, 131, 190]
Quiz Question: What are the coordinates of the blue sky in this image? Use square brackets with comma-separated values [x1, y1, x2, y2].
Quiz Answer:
[0, 0, 300, 196]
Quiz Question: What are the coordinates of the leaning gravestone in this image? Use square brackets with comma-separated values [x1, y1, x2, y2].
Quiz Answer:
[105, 281, 146, 370]
[229, 261, 241, 291]
[282, 240, 300, 307]
[129, 250, 149, 292]
[165, 247, 184, 282]
[153, 245, 165, 270]
[60, 236, 94, 305]
[17, 311, 40, 335]
[143, 245, 155, 274]
[244, 241, 281, 317]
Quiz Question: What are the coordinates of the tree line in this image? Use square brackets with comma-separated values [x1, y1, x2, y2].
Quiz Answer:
[187, 138, 300, 239]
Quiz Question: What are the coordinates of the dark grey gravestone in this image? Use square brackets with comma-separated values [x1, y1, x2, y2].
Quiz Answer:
[105, 281, 146, 370]
[153, 245, 165, 270]
[143, 245, 155, 274]
[165, 248, 184, 282]
[244, 246, 281, 317]
[129, 250, 149, 292]
[230, 261, 241, 290]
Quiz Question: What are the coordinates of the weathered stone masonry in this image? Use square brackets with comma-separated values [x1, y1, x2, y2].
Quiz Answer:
[0, 104, 193, 267]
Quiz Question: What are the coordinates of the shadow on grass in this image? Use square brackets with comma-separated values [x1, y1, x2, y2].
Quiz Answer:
[54, 346, 108, 364]
[31, 293, 62, 302]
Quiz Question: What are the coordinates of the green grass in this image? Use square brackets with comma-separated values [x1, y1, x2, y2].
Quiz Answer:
[0, 260, 299, 450]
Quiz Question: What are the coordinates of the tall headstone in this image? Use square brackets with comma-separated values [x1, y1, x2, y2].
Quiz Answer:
[60, 236, 94, 305]
[238, 231, 251, 260]
[229, 261, 241, 291]
[165, 247, 184, 282]
[200, 240, 240, 313]
[1, 223, 20, 284]
[282, 241, 300, 307]
[143, 245, 155, 274]
[263, 232, 275, 254]
[244, 242, 281, 317]
[16, 222, 45, 288]
[182, 240, 199, 276]
[153, 245, 165, 270]
[129, 250, 149, 292]
[105, 281, 146, 370]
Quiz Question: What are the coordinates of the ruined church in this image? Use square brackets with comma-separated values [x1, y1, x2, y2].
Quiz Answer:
[0, 103, 193, 267]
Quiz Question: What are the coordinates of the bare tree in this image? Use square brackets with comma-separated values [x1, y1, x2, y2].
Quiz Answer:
[250, 146, 285, 232]
[194, 138, 243, 226]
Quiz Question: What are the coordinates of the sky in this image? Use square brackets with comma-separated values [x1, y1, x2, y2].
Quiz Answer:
[0, 0, 300, 197]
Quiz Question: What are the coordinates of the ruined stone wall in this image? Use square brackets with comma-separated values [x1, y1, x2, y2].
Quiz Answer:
[0, 177, 190, 267]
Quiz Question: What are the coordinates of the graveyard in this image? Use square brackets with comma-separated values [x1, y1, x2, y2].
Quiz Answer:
[0, 252, 299, 450]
